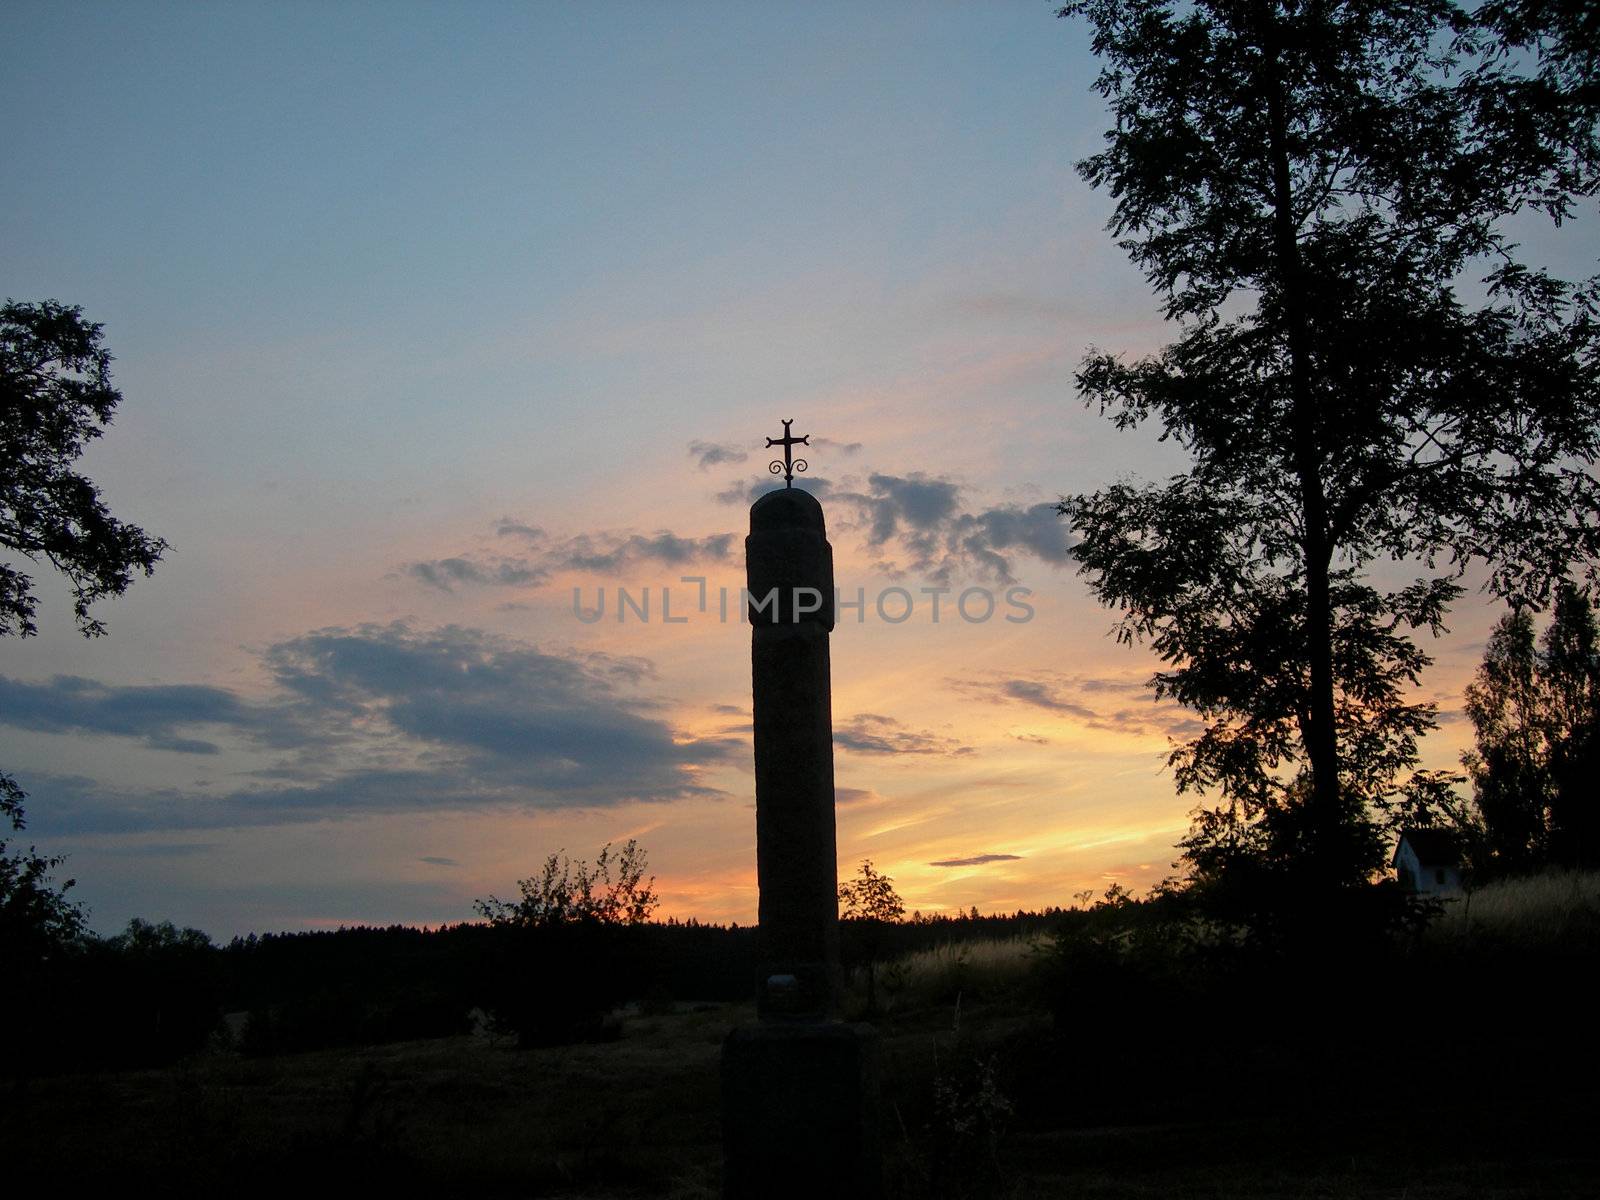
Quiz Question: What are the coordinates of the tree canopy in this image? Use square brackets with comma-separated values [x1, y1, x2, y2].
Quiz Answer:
[1463, 584, 1600, 872]
[1056, 0, 1600, 892]
[4, 300, 168, 967]
[1, 769, 86, 973]
[838, 858, 907, 923]
[2, 299, 168, 638]
[474, 840, 659, 928]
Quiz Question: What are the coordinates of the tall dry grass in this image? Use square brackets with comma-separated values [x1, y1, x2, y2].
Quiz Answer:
[848, 935, 1045, 1014]
[1427, 868, 1600, 948]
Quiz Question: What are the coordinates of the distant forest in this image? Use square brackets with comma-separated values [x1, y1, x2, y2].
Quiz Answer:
[10, 907, 1064, 1072]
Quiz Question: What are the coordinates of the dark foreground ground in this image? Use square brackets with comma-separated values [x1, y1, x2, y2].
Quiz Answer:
[9, 996, 1597, 1199]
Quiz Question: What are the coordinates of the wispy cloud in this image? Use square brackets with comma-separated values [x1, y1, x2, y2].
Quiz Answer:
[493, 519, 545, 541]
[712, 467, 1072, 583]
[715, 475, 835, 506]
[401, 525, 736, 590]
[834, 473, 1074, 584]
[552, 531, 735, 573]
[692, 431, 856, 478]
[688, 440, 750, 470]
[928, 853, 1022, 868]
[18, 623, 735, 835]
[403, 557, 549, 592]
[0, 673, 307, 754]
[834, 713, 974, 757]
[950, 671, 1203, 739]
[836, 786, 882, 806]
[811, 437, 863, 457]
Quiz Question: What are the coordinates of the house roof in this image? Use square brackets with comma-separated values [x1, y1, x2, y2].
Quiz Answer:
[1392, 828, 1461, 868]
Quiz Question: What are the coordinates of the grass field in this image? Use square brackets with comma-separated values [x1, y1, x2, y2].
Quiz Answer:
[1426, 868, 1600, 947]
[11, 872, 1600, 1197]
[11, 986, 1598, 1197]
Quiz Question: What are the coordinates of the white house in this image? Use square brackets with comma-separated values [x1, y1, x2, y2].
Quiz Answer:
[1392, 829, 1463, 896]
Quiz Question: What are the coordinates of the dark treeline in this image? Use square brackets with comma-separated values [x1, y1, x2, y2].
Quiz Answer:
[223, 918, 760, 1055]
[9, 908, 1065, 1074]
[227, 907, 1069, 1039]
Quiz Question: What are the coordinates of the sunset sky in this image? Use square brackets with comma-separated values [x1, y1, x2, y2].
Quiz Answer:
[4, 2, 1593, 937]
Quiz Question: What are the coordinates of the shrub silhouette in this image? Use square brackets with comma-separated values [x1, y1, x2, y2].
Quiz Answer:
[838, 858, 905, 1015]
[474, 840, 659, 1047]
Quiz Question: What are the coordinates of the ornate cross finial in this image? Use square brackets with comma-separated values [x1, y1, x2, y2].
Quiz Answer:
[765, 418, 810, 487]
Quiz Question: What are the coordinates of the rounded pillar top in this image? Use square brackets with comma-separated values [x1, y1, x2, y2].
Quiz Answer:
[750, 486, 827, 537]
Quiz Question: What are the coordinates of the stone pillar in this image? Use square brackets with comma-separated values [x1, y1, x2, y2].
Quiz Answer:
[722, 486, 880, 1200]
[745, 486, 840, 1017]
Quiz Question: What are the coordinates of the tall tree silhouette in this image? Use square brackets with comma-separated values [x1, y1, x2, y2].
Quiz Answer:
[1464, 584, 1600, 871]
[3, 299, 168, 638]
[1056, 0, 1600, 893]
[2, 300, 167, 962]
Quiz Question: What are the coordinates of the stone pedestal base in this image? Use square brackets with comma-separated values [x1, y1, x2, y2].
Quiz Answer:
[721, 1021, 880, 1199]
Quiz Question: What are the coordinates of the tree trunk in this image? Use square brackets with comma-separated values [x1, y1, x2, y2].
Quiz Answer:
[1263, 30, 1343, 889]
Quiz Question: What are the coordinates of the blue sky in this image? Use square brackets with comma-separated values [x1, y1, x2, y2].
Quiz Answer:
[4, 2, 1594, 936]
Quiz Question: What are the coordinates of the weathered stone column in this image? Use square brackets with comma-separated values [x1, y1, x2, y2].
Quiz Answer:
[721, 482, 880, 1200]
[746, 486, 840, 1017]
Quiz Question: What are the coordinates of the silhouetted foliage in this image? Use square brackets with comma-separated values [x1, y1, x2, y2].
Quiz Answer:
[917, 1052, 1014, 1200]
[1055, 0, 1600, 897]
[838, 858, 907, 1014]
[7, 912, 226, 1073]
[1, 777, 89, 1075]
[473, 841, 661, 1047]
[8, 889, 1598, 1197]
[838, 857, 906, 923]
[225, 924, 481, 1056]
[91, 917, 224, 1065]
[1, 299, 168, 639]
[1172, 769, 1452, 942]
[1463, 583, 1600, 872]
[3, 300, 169, 1058]
[474, 838, 659, 928]
[0, 770, 85, 973]
[205, 908, 1064, 1058]
[0, 905, 1092, 1074]
[1, 773, 89, 1076]
[213, 918, 768, 1057]
[0, 831, 243, 1075]
[1022, 874, 1599, 1137]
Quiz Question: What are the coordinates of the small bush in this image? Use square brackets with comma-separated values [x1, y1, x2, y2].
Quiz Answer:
[477, 923, 646, 1048]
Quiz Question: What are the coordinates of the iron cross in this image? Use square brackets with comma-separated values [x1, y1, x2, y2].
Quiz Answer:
[765, 419, 810, 487]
